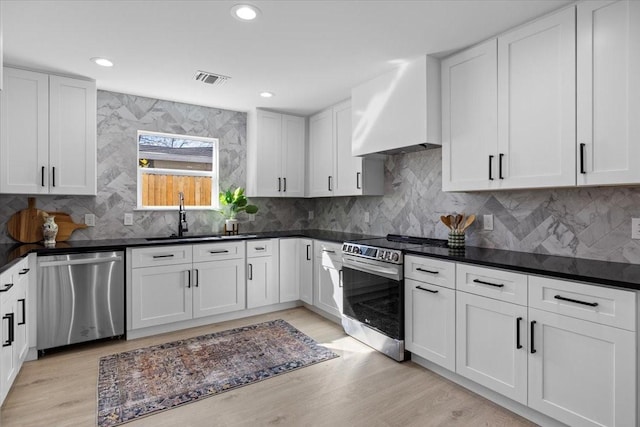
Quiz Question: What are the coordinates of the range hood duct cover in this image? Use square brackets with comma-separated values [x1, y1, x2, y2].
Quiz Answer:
[194, 71, 230, 86]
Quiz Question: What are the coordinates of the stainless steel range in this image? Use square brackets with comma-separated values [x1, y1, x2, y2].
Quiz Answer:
[341, 234, 448, 361]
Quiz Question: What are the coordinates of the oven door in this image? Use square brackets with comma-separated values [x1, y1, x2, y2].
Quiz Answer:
[341, 255, 403, 340]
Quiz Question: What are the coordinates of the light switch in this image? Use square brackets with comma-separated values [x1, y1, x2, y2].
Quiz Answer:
[84, 214, 95, 227]
[483, 214, 494, 231]
[364, 212, 370, 223]
[308, 211, 314, 220]
[124, 213, 133, 226]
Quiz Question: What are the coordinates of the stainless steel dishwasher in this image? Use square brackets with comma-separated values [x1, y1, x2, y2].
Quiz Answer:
[37, 251, 124, 352]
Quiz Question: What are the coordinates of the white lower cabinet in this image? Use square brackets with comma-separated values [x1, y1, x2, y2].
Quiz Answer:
[246, 240, 279, 309]
[313, 241, 343, 318]
[193, 259, 245, 318]
[279, 238, 313, 304]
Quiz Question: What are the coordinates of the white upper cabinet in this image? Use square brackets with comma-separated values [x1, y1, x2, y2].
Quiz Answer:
[351, 55, 441, 156]
[577, 0, 640, 186]
[308, 100, 384, 197]
[441, 39, 498, 192]
[246, 109, 305, 197]
[0, 67, 96, 195]
[443, 7, 576, 192]
[497, 6, 576, 189]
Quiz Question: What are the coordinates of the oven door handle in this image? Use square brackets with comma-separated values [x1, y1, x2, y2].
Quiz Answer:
[342, 258, 401, 281]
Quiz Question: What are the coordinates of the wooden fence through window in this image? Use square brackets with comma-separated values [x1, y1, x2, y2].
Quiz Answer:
[142, 173, 212, 206]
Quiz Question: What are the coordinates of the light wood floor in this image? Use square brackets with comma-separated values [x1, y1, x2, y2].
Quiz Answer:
[0, 308, 536, 426]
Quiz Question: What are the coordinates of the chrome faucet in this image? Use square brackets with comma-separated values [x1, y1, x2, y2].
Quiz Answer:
[178, 192, 188, 236]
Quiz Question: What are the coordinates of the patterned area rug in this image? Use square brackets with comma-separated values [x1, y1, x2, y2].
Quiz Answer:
[97, 319, 338, 426]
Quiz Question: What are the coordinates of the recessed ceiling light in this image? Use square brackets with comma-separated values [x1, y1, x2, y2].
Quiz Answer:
[231, 4, 260, 21]
[91, 57, 114, 67]
[260, 91, 274, 98]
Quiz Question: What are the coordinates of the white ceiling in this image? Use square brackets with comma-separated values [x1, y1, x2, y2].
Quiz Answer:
[3, 0, 572, 116]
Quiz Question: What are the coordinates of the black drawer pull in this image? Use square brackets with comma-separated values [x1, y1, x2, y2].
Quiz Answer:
[498, 153, 504, 179]
[488, 155, 494, 180]
[356, 172, 361, 189]
[530, 320, 536, 354]
[254, 247, 266, 251]
[579, 143, 586, 174]
[322, 249, 336, 254]
[306, 244, 311, 261]
[278, 177, 282, 192]
[283, 177, 287, 192]
[554, 295, 598, 307]
[248, 263, 253, 280]
[19, 268, 30, 275]
[52, 166, 56, 187]
[194, 269, 199, 287]
[516, 317, 522, 349]
[416, 267, 438, 274]
[18, 299, 26, 325]
[41, 166, 46, 187]
[473, 278, 504, 288]
[187, 270, 191, 288]
[416, 286, 438, 294]
[0, 283, 14, 293]
[152, 254, 175, 259]
[209, 249, 229, 254]
[3, 313, 14, 347]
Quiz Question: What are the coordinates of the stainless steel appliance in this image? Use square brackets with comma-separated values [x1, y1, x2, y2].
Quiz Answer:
[341, 235, 448, 361]
[37, 251, 124, 352]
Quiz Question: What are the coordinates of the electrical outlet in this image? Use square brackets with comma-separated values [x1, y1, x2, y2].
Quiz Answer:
[483, 214, 494, 231]
[84, 214, 95, 227]
[364, 212, 370, 223]
[632, 218, 640, 239]
[248, 213, 255, 222]
[308, 211, 314, 220]
[124, 213, 133, 226]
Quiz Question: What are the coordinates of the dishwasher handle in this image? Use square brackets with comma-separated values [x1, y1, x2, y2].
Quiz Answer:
[39, 256, 122, 268]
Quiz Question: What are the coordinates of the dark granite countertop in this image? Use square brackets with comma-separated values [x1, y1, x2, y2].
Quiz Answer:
[2, 230, 640, 292]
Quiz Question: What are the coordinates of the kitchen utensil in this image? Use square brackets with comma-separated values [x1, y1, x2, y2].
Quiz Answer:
[454, 214, 463, 230]
[6, 198, 46, 243]
[440, 215, 452, 230]
[460, 214, 476, 232]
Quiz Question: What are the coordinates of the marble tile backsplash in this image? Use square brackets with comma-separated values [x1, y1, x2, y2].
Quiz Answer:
[1, 90, 639, 265]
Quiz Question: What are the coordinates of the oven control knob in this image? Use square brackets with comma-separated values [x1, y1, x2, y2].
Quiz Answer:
[392, 253, 400, 262]
[378, 251, 385, 259]
[352, 246, 360, 254]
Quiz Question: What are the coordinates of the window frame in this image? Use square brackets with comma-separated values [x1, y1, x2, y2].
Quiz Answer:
[136, 130, 219, 211]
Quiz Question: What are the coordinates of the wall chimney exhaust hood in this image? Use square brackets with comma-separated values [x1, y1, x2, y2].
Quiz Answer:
[351, 55, 441, 156]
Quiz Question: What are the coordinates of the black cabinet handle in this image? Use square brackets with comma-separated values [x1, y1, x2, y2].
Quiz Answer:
[195, 269, 199, 287]
[248, 263, 253, 280]
[554, 294, 598, 307]
[187, 270, 191, 288]
[416, 267, 438, 274]
[283, 177, 287, 192]
[328, 176, 333, 192]
[339, 269, 343, 287]
[498, 153, 504, 179]
[416, 285, 438, 294]
[209, 249, 229, 254]
[18, 299, 26, 325]
[3, 313, 14, 347]
[489, 155, 494, 180]
[19, 268, 30, 275]
[41, 166, 45, 187]
[278, 177, 282, 192]
[153, 254, 174, 259]
[473, 278, 504, 288]
[356, 172, 361, 189]
[516, 317, 522, 349]
[306, 244, 311, 261]
[530, 320, 537, 354]
[52, 166, 56, 187]
[322, 249, 336, 254]
[580, 143, 586, 174]
[0, 283, 14, 293]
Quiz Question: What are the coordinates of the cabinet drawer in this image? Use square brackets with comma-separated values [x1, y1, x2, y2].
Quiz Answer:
[314, 241, 342, 266]
[247, 239, 276, 257]
[456, 263, 527, 305]
[193, 242, 244, 262]
[405, 255, 455, 289]
[529, 276, 636, 331]
[131, 245, 192, 268]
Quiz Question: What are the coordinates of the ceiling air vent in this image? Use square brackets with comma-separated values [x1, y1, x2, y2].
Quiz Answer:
[194, 71, 230, 86]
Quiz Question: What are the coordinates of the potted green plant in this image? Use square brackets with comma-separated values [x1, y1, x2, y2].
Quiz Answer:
[215, 187, 258, 230]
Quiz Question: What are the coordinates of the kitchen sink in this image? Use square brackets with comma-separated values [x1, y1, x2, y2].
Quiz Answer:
[145, 234, 257, 242]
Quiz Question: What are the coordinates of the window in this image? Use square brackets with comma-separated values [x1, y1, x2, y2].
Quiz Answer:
[137, 131, 218, 209]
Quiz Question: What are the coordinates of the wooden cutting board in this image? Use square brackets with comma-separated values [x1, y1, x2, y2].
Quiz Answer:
[6, 197, 88, 243]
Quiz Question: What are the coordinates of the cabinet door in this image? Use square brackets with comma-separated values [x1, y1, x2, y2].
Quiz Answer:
[0, 298, 17, 403]
[281, 114, 306, 197]
[49, 75, 97, 195]
[497, 7, 576, 189]
[247, 256, 279, 308]
[279, 239, 300, 303]
[300, 239, 313, 304]
[131, 264, 192, 329]
[255, 110, 283, 197]
[0, 68, 49, 194]
[528, 307, 636, 427]
[314, 259, 343, 319]
[456, 291, 528, 404]
[333, 100, 362, 196]
[308, 108, 334, 197]
[405, 279, 455, 371]
[577, 0, 640, 185]
[193, 259, 245, 318]
[441, 39, 498, 191]
[14, 274, 28, 363]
